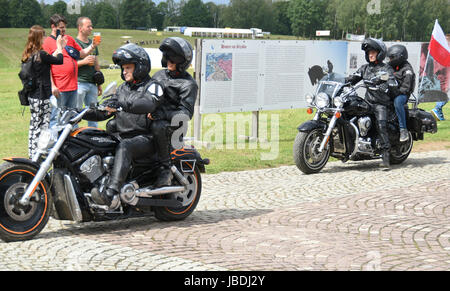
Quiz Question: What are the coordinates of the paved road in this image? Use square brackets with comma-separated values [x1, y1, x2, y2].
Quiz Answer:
[0, 150, 449, 271]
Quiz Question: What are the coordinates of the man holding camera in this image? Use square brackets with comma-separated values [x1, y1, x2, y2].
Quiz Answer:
[43, 14, 98, 127]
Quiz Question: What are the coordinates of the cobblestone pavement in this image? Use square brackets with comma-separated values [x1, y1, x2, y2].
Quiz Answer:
[0, 150, 449, 271]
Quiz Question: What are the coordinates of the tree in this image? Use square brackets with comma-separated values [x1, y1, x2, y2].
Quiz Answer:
[120, 0, 151, 29]
[8, 0, 42, 28]
[163, 0, 182, 27]
[96, 2, 118, 28]
[334, 0, 366, 37]
[0, 0, 10, 27]
[222, 0, 273, 31]
[272, 1, 291, 35]
[180, 0, 213, 27]
[205, 2, 225, 28]
[288, 0, 324, 38]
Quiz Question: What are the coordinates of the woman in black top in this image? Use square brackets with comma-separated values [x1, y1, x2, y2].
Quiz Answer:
[21, 25, 65, 158]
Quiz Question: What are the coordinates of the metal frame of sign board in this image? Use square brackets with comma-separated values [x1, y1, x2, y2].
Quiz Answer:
[193, 39, 349, 142]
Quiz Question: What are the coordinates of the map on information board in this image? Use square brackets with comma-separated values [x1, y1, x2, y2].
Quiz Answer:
[206, 53, 233, 81]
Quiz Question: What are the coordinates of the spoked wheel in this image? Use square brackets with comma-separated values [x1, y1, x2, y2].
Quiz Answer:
[390, 131, 413, 165]
[154, 166, 201, 221]
[0, 162, 51, 242]
[293, 129, 331, 174]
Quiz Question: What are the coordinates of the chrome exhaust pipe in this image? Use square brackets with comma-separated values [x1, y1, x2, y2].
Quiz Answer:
[135, 186, 186, 198]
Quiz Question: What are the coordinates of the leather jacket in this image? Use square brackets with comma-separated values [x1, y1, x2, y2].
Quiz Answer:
[152, 69, 198, 121]
[390, 61, 415, 97]
[85, 76, 161, 137]
[346, 61, 398, 106]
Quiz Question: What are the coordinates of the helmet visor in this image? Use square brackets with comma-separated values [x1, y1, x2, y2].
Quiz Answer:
[113, 49, 134, 65]
[165, 51, 185, 64]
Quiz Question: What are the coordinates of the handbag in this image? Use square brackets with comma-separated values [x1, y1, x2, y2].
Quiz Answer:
[65, 45, 80, 60]
[92, 70, 105, 85]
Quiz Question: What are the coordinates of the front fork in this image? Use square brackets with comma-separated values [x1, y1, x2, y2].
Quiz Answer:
[19, 124, 73, 206]
[318, 110, 341, 153]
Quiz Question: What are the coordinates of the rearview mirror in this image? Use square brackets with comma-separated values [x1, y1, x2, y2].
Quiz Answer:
[103, 82, 117, 97]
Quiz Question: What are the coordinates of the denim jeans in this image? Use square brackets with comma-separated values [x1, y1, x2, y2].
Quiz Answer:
[77, 82, 99, 127]
[394, 94, 408, 129]
[49, 90, 78, 128]
[435, 100, 448, 111]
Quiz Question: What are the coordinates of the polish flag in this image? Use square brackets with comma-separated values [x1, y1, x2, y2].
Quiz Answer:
[428, 19, 450, 67]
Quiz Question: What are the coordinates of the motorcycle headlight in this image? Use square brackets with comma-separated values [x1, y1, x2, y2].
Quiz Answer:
[316, 92, 330, 109]
[37, 128, 58, 152]
[334, 96, 344, 108]
[305, 93, 314, 106]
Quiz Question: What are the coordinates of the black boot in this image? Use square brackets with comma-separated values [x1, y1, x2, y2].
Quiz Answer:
[155, 165, 173, 188]
[381, 151, 390, 169]
[91, 187, 118, 207]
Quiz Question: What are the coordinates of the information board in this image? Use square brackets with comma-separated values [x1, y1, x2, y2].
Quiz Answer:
[199, 39, 448, 115]
[199, 39, 348, 114]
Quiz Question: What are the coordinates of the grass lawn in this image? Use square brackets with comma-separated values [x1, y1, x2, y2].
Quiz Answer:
[0, 28, 448, 174]
[0, 28, 186, 68]
[1, 66, 448, 174]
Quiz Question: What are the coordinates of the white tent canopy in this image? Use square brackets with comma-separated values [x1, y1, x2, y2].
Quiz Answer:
[183, 27, 254, 38]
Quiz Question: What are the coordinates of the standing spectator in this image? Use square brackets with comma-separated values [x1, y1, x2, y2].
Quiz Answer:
[75, 16, 102, 128]
[42, 14, 98, 127]
[21, 25, 65, 157]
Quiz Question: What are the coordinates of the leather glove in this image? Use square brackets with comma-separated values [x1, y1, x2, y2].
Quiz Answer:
[148, 111, 166, 121]
[379, 82, 389, 93]
[102, 98, 122, 109]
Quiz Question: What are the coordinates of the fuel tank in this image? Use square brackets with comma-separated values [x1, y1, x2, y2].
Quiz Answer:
[344, 95, 372, 116]
[62, 127, 119, 162]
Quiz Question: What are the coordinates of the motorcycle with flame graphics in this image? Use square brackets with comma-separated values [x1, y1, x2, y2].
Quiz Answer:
[0, 83, 209, 242]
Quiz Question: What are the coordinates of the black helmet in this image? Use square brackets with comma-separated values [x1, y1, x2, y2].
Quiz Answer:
[112, 43, 151, 81]
[159, 37, 193, 74]
[361, 38, 387, 63]
[387, 44, 408, 67]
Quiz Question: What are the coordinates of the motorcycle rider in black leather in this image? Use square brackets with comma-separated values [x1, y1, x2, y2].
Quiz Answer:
[346, 38, 398, 168]
[148, 37, 198, 187]
[387, 44, 416, 142]
[84, 43, 163, 207]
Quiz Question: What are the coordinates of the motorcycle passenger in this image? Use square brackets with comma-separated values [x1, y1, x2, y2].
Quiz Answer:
[346, 38, 398, 168]
[387, 44, 416, 142]
[85, 43, 162, 207]
[148, 37, 198, 187]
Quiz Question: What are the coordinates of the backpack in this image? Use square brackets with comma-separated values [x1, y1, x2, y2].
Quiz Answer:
[18, 54, 37, 106]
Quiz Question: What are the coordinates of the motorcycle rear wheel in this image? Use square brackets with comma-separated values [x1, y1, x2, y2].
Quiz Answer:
[0, 162, 51, 242]
[390, 131, 413, 165]
[293, 129, 331, 174]
[154, 166, 201, 221]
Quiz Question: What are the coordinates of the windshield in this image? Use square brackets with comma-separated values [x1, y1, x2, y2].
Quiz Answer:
[315, 73, 346, 97]
[320, 72, 346, 83]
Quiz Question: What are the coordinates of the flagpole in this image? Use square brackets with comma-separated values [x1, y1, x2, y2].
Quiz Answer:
[417, 19, 438, 106]
[417, 48, 431, 105]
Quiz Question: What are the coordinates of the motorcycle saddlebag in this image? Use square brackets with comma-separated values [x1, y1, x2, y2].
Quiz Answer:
[408, 108, 437, 139]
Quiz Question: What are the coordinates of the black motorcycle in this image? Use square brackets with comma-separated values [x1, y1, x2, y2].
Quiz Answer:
[0, 83, 209, 242]
[293, 72, 437, 174]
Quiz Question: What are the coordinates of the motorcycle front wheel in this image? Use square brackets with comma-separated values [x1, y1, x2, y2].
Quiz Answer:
[0, 162, 51, 242]
[293, 129, 331, 174]
[153, 165, 201, 221]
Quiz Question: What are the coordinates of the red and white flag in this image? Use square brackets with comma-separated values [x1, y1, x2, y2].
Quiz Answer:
[428, 19, 450, 67]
